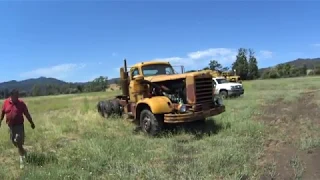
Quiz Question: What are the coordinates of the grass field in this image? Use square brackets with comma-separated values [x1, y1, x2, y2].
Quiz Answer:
[1, 76, 320, 180]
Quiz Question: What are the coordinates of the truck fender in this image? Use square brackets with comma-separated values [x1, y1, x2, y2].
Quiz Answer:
[136, 96, 174, 117]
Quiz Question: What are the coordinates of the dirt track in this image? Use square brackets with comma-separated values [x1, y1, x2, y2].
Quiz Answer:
[258, 90, 320, 180]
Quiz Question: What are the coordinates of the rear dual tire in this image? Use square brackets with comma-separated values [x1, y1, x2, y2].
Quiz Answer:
[99, 99, 122, 118]
[110, 99, 122, 116]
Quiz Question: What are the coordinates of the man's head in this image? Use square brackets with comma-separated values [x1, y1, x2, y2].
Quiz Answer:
[10, 89, 19, 103]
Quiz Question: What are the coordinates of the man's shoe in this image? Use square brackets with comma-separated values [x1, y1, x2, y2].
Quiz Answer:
[20, 162, 24, 169]
[19, 156, 25, 169]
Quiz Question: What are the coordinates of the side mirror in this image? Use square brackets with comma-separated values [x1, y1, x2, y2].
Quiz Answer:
[133, 75, 144, 81]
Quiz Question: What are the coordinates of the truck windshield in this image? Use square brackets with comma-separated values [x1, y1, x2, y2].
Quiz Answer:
[142, 64, 175, 76]
[216, 78, 229, 84]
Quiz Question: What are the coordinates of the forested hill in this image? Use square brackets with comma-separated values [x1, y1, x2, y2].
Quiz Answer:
[0, 77, 68, 92]
[0, 76, 108, 98]
[259, 58, 320, 74]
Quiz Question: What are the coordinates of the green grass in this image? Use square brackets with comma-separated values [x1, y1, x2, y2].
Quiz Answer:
[1, 76, 320, 179]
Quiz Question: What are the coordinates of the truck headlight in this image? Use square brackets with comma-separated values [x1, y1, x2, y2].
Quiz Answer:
[179, 104, 187, 113]
[231, 86, 235, 90]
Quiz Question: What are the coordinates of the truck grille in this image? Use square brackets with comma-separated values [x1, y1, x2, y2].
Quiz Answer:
[195, 77, 213, 104]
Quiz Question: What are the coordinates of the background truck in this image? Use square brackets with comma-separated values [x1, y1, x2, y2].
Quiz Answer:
[111, 59, 226, 136]
[198, 70, 242, 84]
[213, 77, 244, 98]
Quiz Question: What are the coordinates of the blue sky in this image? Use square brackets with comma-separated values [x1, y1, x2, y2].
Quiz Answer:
[0, 1, 319, 82]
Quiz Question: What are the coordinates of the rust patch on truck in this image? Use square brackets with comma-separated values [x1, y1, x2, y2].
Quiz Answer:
[186, 76, 196, 104]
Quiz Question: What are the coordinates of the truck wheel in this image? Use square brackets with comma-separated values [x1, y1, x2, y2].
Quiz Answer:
[139, 109, 164, 136]
[111, 99, 121, 116]
[104, 100, 113, 118]
[219, 90, 228, 99]
[97, 101, 105, 117]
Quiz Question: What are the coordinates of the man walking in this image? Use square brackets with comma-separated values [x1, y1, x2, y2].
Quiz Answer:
[0, 89, 35, 169]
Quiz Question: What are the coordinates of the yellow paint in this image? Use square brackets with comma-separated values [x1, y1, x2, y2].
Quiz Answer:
[199, 69, 241, 83]
[137, 96, 173, 114]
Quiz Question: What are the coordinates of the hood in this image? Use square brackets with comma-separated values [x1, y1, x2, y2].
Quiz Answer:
[224, 82, 242, 86]
[144, 71, 210, 83]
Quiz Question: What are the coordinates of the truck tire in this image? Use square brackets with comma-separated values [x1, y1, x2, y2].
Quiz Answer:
[97, 101, 105, 117]
[110, 98, 121, 116]
[139, 109, 164, 136]
[104, 100, 113, 118]
[219, 90, 228, 99]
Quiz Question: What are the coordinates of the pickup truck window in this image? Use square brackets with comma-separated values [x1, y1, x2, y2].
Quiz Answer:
[216, 78, 229, 84]
[142, 64, 175, 76]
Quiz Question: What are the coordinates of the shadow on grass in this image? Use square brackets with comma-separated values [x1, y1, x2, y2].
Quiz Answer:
[158, 119, 227, 139]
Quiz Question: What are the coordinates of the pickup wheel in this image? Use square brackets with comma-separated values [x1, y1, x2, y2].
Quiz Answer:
[140, 109, 164, 136]
[219, 90, 228, 99]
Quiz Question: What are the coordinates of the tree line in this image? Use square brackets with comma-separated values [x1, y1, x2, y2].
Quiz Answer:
[186, 48, 320, 80]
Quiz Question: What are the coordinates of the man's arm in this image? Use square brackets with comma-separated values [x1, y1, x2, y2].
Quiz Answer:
[22, 102, 34, 125]
[1, 102, 5, 121]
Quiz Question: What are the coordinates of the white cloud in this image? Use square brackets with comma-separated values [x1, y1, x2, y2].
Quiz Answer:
[259, 50, 273, 59]
[112, 52, 118, 57]
[311, 43, 320, 47]
[20, 63, 86, 79]
[150, 48, 237, 69]
[113, 47, 273, 73]
[187, 48, 236, 60]
[150, 57, 186, 65]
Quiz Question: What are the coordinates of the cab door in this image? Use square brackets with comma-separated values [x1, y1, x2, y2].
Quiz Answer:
[129, 68, 140, 102]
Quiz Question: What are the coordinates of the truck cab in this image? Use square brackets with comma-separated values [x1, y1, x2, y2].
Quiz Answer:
[116, 59, 226, 136]
[213, 77, 244, 98]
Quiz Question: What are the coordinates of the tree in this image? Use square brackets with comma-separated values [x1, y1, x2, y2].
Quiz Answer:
[31, 85, 41, 96]
[208, 60, 223, 71]
[232, 48, 249, 80]
[76, 85, 84, 93]
[302, 64, 307, 75]
[84, 76, 109, 92]
[284, 64, 292, 77]
[247, 49, 259, 80]
[4, 88, 9, 98]
[221, 66, 230, 72]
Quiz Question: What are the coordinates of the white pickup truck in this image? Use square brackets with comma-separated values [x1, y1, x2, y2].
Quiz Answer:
[212, 77, 244, 98]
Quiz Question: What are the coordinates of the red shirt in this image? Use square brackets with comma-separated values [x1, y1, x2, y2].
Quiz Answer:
[1, 98, 28, 126]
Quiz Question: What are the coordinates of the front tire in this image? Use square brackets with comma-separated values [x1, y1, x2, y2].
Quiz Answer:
[139, 109, 164, 136]
[219, 90, 228, 99]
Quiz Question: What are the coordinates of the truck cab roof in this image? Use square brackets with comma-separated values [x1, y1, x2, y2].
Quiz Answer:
[132, 61, 171, 68]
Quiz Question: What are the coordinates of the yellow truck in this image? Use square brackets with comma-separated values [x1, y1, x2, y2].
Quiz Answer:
[112, 59, 225, 136]
[198, 70, 242, 83]
[221, 72, 242, 83]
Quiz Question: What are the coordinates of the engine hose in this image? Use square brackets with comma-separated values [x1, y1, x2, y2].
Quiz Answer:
[140, 80, 172, 94]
